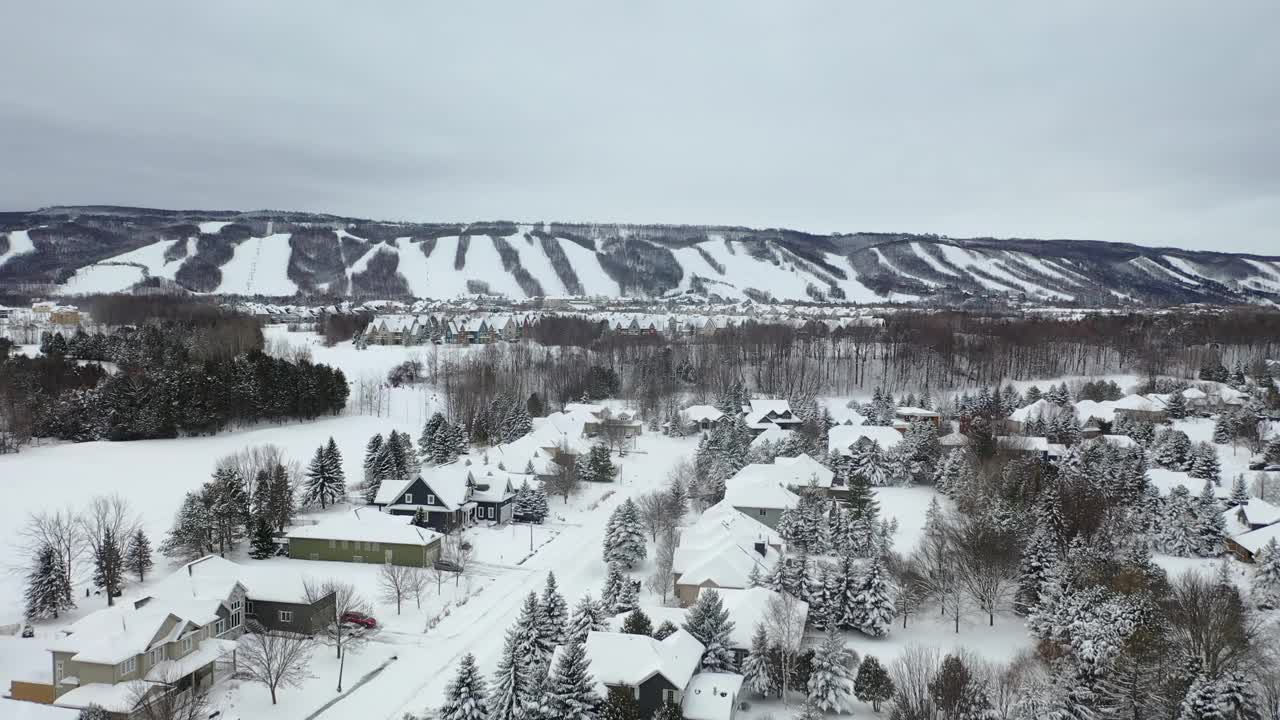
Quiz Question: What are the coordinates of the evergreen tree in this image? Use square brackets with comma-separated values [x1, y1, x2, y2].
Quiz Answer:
[304, 441, 346, 508]
[620, 608, 653, 636]
[566, 594, 607, 646]
[652, 620, 678, 640]
[268, 463, 294, 533]
[513, 591, 551, 670]
[650, 701, 683, 720]
[364, 432, 385, 483]
[1230, 474, 1250, 507]
[1166, 392, 1188, 419]
[540, 572, 569, 647]
[249, 515, 276, 559]
[602, 687, 640, 720]
[1015, 519, 1059, 614]
[854, 655, 895, 712]
[683, 589, 736, 672]
[1195, 480, 1227, 556]
[613, 575, 639, 615]
[1252, 538, 1280, 608]
[1189, 442, 1222, 486]
[540, 640, 601, 720]
[123, 528, 153, 582]
[850, 558, 894, 637]
[159, 491, 214, 560]
[1214, 414, 1235, 445]
[490, 625, 533, 720]
[92, 528, 124, 605]
[440, 653, 490, 720]
[587, 445, 615, 483]
[604, 499, 647, 568]
[741, 623, 772, 697]
[808, 627, 856, 713]
[25, 543, 74, 620]
[419, 415, 443, 461]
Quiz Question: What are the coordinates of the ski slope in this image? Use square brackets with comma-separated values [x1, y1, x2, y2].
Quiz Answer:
[0, 230, 34, 267]
[57, 264, 146, 295]
[216, 233, 298, 296]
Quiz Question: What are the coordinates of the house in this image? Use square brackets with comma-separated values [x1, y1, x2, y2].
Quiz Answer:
[148, 555, 335, 635]
[680, 405, 726, 432]
[673, 501, 782, 606]
[570, 630, 704, 717]
[682, 673, 745, 720]
[1112, 395, 1167, 424]
[1224, 498, 1280, 538]
[895, 406, 942, 429]
[995, 435, 1065, 460]
[1228, 521, 1280, 562]
[47, 598, 239, 716]
[366, 314, 420, 345]
[939, 430, 970, 450]
[703, 587, 806, 665]
[723, 466, 801, 529]
[742, 399, 803, 435]
[827, 424, 903, 457]
[287, 508, 443, 566]
[749, 425, 794, 449]
[772, 453, 835, 491]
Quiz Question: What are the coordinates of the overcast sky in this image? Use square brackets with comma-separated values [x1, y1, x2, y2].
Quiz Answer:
[2, 2, 1277, 253]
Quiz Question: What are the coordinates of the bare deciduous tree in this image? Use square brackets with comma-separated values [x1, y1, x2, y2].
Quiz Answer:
[889, 645, 941, 720]
[765, 590, 806, 706]
[948, 517, 1019, 626]
[646, 525, 676, 604]
[237, 621, 314, 705]
[80, 494, 139, 604]
[303, 578, 370, 692]
[379, 563, 424, 615]
[546, 443, 580, 503]
[128, 668, 211, 720]
[636, 492, 671, 541]
[19, 506, 83, 588]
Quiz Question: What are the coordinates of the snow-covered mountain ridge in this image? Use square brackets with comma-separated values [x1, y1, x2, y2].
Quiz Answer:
[1, 206, 1278, 305]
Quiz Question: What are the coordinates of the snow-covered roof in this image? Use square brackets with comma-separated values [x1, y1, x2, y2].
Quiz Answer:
[149, 555, 308, 605]
[1232, 497, 1280, 530]
[1009, 398, 1058, 423]
[724, 468, 801, 510]
[895, 406, 940, 418]
[576, 630, 704, 694]
[1099, 434, 1137, 448]
[144, 638, 236, 682]
[1074, 399, 1116, 423]
[54, 681, 165, 714]
[707, 587, 808, 651]
[682, 405, 725, 424]
[287, 508, 442, 547]
[1113, 394, 1163, 412]
[677, 539, 778, 589]
[0, 698, 78, 720]
[682, 673, 744, 720]
[749, 425, 794, 449]
[996, 435, 1050, 452]
[827, 424, 903, 456]
[1233, 522, 1280, 554]
[771, 453, 835, 489]
[50, 605, 185, 665]
[939, 431, 970, 447]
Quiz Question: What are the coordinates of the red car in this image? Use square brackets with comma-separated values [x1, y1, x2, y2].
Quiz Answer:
[341, 611, 377, 629]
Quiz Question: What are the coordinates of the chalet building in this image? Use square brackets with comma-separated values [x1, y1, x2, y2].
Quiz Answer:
[894, 406, 942, 430]
[680, 405, 725, 432]
[672, 501, 781, 606]
[372, 464, 518, 532]
[287, 508, 443, 567]
[742, 399, 803, 436]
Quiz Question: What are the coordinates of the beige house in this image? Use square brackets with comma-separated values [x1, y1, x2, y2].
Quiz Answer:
[47, 596, 240, 717]
[672, 501, 781, 606]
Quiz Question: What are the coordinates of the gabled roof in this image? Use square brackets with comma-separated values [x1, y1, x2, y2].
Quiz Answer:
[682, 673, 744, 720]
[827, 424, 903, 456]
[286, 508, 442, 546]
[724, 467, 801, 510]
[150, 555, 308, 605]
[681, 405, 725, 423]
[50, 605, 182, 665]
[749, 425, 794, 449]
[576, 630, 704, 693]
[772, 453, 835, 489]
[703, 587, 808, 651]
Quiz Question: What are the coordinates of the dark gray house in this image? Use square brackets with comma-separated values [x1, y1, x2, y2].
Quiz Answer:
[372, 463, 519, 532]
[571, 630, 704, 717]
[155, 555, 335, 636]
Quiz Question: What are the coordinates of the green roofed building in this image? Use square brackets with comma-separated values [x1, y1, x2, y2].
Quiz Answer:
[287, 508, 443, 567]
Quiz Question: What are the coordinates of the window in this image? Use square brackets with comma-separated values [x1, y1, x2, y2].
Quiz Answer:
[353, 556, 364, 563]
[488, 506, 495, 520]
[214, 619, 226, 636]
[279, 610, 294, 624]
[758, 508, 767, 517]
[371, 542, 380, 551]
[404, 493, 413, 503]
[181, 636, 193, 654]
[427, 494, 435, 505]
[384, 549, 394, 563]
[230, 598, 244, 628]
[121, 656, 137, 676]
[340, 540, 349, 550]
[55, 660, 64, 683]
[246, 600, 255, 615]
[309, 553, 320, 561]
[328, 539, 336, 549]
[663, 689, 678, 704]
[148, 646, 165, 666]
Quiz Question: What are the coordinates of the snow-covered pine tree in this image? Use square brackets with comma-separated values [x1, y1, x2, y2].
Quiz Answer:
[620, 608, 652, 636]
[92, 528, 124, 605]
[613, 576, 639, 615]
[439, 653, 490, 720]
[123, 528, 153, 581]
[364, 433, 385, 483]
[76, 704, 111, 720]
[851, 558, 894, 637]
[419, 415, 442, 460]
[159, 491, 213, 560]
[540, 572, 569, 647]
[653, 620, 678, 640]
[566, 594, 607, 646]
[682, 589, 736, 672]
[249, 515, 276, 559]
[650, 701, 682, 720]
[1253, 537, 1280, 608]
[1166, 392, 1187, 419]
[600, 563, 625, 613]
[604, 499, 646, 568]
[587, 445, 615, 483]
[807, 627, 856, 713]
[540, 640, 601, 720]
[489, 623, 536, 720]
[324, 435, 346, 483]
[1015, 520, 1059, 615]
[1194, 480, 1226, 556]
[854, 654, 895, 712]
[267, 463, 294, 533]
[1213, 413, 1235, 445]
[304, 442, 345, 509]
[602, 687, 640, 720]
[741, 623, 772, 697]
[25, 543, 74, 619]
[1230, 474, 1250, 508]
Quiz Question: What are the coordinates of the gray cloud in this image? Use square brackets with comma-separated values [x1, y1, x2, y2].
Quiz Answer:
[1, 1, 1277, 253]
